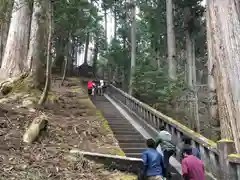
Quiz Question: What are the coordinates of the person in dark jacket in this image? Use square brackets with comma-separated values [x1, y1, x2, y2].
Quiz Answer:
[142, 139, 165, 180]
[155, 138, 176, 178]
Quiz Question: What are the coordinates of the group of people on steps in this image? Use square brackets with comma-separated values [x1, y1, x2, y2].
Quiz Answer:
[87, 79, 105, 96]
[142, 125, 205, 180]
[88, 80, 205, 179]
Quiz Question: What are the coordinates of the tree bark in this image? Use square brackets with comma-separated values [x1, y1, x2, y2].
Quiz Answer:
[38, 0, 52, 105]
[113, 0, 117, 39]
[83, 32, 89, 65]
[186, 32, 193, 89]
[1, 0, 32, 78]
[128, 0, 136, 95]
[0, 1, 13, 66]
[61, 53, 68, 85]
[54, 36, 65, 73]
[1, 23, 10, 64]
[184, 5, 200, 132]
[186, 29, 200, 132]
[68, 38, 75, 76]
[61, 36, 71, 85]
[27, 0, 45, 88]
[92, 39, 98, 75]
[191, 40, 200, 132]
[104, 9, 108, 50]
[207, 0, 240, 151]
[0, 26, 4, 66]
[156, 49, 161, 70]
[206, 2, 220, 141]
[166, 0, 176, 80]
[185, 6, 194, 130]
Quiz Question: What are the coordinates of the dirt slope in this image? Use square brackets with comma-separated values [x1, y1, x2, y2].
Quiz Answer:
[0, 76, 137, 180]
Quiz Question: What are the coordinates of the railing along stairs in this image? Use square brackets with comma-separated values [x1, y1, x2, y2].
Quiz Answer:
[108, 85, 240, 180]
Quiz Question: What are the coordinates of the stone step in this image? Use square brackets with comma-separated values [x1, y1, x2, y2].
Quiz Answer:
[108, 122, 132, 126]
[110, 129, 137, 133]
[117, 139, 146, 144]
[103, 117, 125, 120]
[109, 125, 134, 130]
[113, 131, 140, 136]
[125, 153, 142, 158]
[115, 135, 144, 140]
[119, 143, 146, 148]
[122, 148, 146, 154]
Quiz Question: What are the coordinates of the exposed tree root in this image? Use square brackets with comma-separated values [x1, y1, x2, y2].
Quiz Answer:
[23, 113, 48, 144]
[0, 73, 28, 95]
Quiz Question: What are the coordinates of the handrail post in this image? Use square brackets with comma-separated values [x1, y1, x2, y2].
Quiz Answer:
[217, 139, 236, 180]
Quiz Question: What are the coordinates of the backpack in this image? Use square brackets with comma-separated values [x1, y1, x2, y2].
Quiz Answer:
[161, 140, 176, 154]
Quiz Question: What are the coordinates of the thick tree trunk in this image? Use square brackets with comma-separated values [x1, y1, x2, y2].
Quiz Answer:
[191, 40, 200, 132]
[112, 66, 118, 82]
[184, 6, 200, 132]
[27, 0, 45, 88]
[150, 41, 158, 69]
[0, 0, 13, 66]
[206, 3, 220, 141]
[166, 0, 176, 80]
[0, 22, 10, 66]
[67, 36, 74, 76]
[156, 49, 161, 70]
[67, 40, 73, 76]
[207, 0, 240, 151]
[83, 32, 89, 65]
[0, 26, 4, 66]
[61, 37, 71, 85]
[39, 0, 52, 105]
[185, 6, 194, 129]
[61, 54, 68, 85]
[54, 36, 65, 73]
[128, 0, 136, 95]
[92, 40, 98, 75]
[186, 32, 193, 88]
[113, 1, 117, 39]
[1, 0, 32, 78]
[104, 9, 108, 50]
[186, 31, 200, 131]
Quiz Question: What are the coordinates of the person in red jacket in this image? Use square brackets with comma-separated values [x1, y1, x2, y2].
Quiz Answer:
[88, 81, 95, 95]
[182, 147, 205, 180]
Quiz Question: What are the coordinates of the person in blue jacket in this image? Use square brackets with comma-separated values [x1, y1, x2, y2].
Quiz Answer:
[142, 138, 165, 180]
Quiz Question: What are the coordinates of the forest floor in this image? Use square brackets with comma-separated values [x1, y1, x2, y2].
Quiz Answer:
[0, 76, 137, 180]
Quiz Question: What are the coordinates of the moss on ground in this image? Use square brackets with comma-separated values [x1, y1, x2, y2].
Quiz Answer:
[71, 87, 82, 93]
[95, 110, 125, 156]
[1, 75, 58, 106]
[108, 148, 125, 156]
[47, 92, 58, 101]
[96, 110, 111, 131]
[113, 174, 138, 180]
[68, 77, 126, 157]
